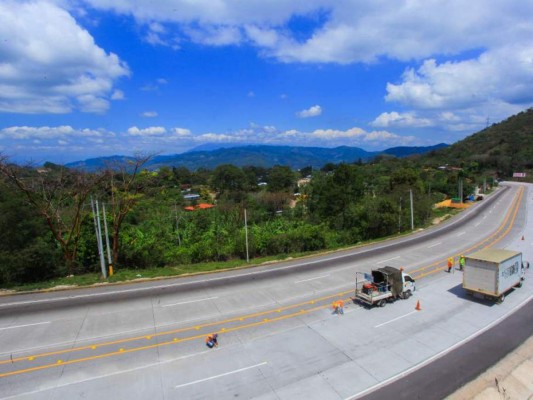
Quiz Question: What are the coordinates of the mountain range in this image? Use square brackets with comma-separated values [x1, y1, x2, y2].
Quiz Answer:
[66, 143, 449, 171]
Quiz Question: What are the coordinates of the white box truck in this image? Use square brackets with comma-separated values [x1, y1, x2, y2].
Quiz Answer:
[463, 248, 526, 303]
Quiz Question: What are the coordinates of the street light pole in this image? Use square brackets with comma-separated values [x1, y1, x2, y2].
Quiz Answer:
[90, 197, 107, 279]
[244, 208, 249, 263]
[95, 199, 107, 279]
[410, 189, 414, 231]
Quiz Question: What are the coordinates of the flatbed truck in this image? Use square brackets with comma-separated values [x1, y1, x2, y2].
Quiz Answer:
[355, 266, 416, 307]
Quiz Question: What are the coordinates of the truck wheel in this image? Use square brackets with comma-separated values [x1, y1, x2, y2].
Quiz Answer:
[403, 290, 412, 299]
[498, 294, 505, 303]
[516, 281, 523, 288]
[378, 299, 386, 307]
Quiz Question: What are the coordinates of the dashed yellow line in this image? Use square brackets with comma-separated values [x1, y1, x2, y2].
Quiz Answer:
[0, 290, 351, 367]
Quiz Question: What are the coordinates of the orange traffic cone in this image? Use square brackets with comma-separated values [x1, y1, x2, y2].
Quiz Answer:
[415, 300, 421, 311]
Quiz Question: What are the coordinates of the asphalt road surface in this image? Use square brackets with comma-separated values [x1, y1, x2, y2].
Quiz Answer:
[0, 182, 531, 400]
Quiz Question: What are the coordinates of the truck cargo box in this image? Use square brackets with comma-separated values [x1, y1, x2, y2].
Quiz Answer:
[463, 248, 524, 302]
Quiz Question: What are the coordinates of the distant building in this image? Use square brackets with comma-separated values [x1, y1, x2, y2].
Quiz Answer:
[297, 177, 311, 187]
[183, 193, 200, 201]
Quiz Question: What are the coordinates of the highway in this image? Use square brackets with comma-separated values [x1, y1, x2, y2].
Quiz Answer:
[0, 182, 531, 400]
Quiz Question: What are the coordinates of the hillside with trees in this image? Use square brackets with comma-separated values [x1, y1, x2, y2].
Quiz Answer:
[421, 108, 533, 179]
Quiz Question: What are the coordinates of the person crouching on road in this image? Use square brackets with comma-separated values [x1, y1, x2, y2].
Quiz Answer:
[206, 333, 218, 348]
[332, 300, 344, 315]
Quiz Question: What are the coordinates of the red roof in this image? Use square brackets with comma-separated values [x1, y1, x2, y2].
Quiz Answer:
[183, 203, 215, 211]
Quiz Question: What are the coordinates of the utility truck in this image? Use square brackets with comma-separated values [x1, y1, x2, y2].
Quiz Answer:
[463, 248, 527, 303]
[355, 266, 416, 307]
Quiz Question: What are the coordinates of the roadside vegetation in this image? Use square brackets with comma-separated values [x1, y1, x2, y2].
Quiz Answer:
[0, 155, 485, 292]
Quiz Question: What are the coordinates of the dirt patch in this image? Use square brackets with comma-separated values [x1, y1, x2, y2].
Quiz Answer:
[432, 215, 451, 225]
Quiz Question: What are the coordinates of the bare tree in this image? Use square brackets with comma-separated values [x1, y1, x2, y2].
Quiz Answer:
[105, 154, 154, 265]
[0, 157, 105, 275]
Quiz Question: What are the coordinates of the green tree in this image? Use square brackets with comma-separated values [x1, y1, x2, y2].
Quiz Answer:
[0, 158, 104, 274]
[211, 164, 247, 193]
[267, 165, 295, 192]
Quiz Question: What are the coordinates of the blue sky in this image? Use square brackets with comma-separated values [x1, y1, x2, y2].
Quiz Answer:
[1, 1, 532, 164]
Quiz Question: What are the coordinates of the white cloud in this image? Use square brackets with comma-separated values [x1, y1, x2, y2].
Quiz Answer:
[371, 112, 433, 128]
[184, 25, 242, 46]
[385, 45, 533, 111]
[306, 127, 414, 146]
[171, 127, 191, 136]
[141, 111, 158, 118]
[311, 127, 365, 139]
[0, 1, 129, 114]
[297, 105, 322, 118]
[0, 126, 105, 140]
[111, 90, 125, 100]
[127, 126, 167, 136]
[140, 78, 169, 92]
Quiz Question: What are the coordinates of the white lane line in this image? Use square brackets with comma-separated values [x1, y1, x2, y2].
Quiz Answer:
[457, 231, 466, 237]
[474, 222, 481, 227]
[376, 256, 400, 264]
[175, 362, 268, 389]
[427, 242, 441, 249]
[374, 311, 418, 328]
[162, 296, 218, 308]
[295, 275, 330, 284]
[0, 321, 50, 331]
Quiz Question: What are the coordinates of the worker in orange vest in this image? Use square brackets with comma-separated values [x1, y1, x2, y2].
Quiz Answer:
[332, 300, 345, 315]
[447, 257, 454, 273]
[206, 333, 218, 348]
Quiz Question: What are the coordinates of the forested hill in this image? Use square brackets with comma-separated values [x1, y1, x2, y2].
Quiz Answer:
[422, 108, 533, 176]
[66, 143, 448, 171]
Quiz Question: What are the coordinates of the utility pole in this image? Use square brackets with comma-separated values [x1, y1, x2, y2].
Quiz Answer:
[102, 202, 113, 276]
[458, 179, 463, 203]
[174, 202, 181, 246]
[91, 197, 107, 279]
[244, 208, 249, 263]
[409, 189, 414, 231]
[398, 196, 402, 233]
[95, 200, 107, 279]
